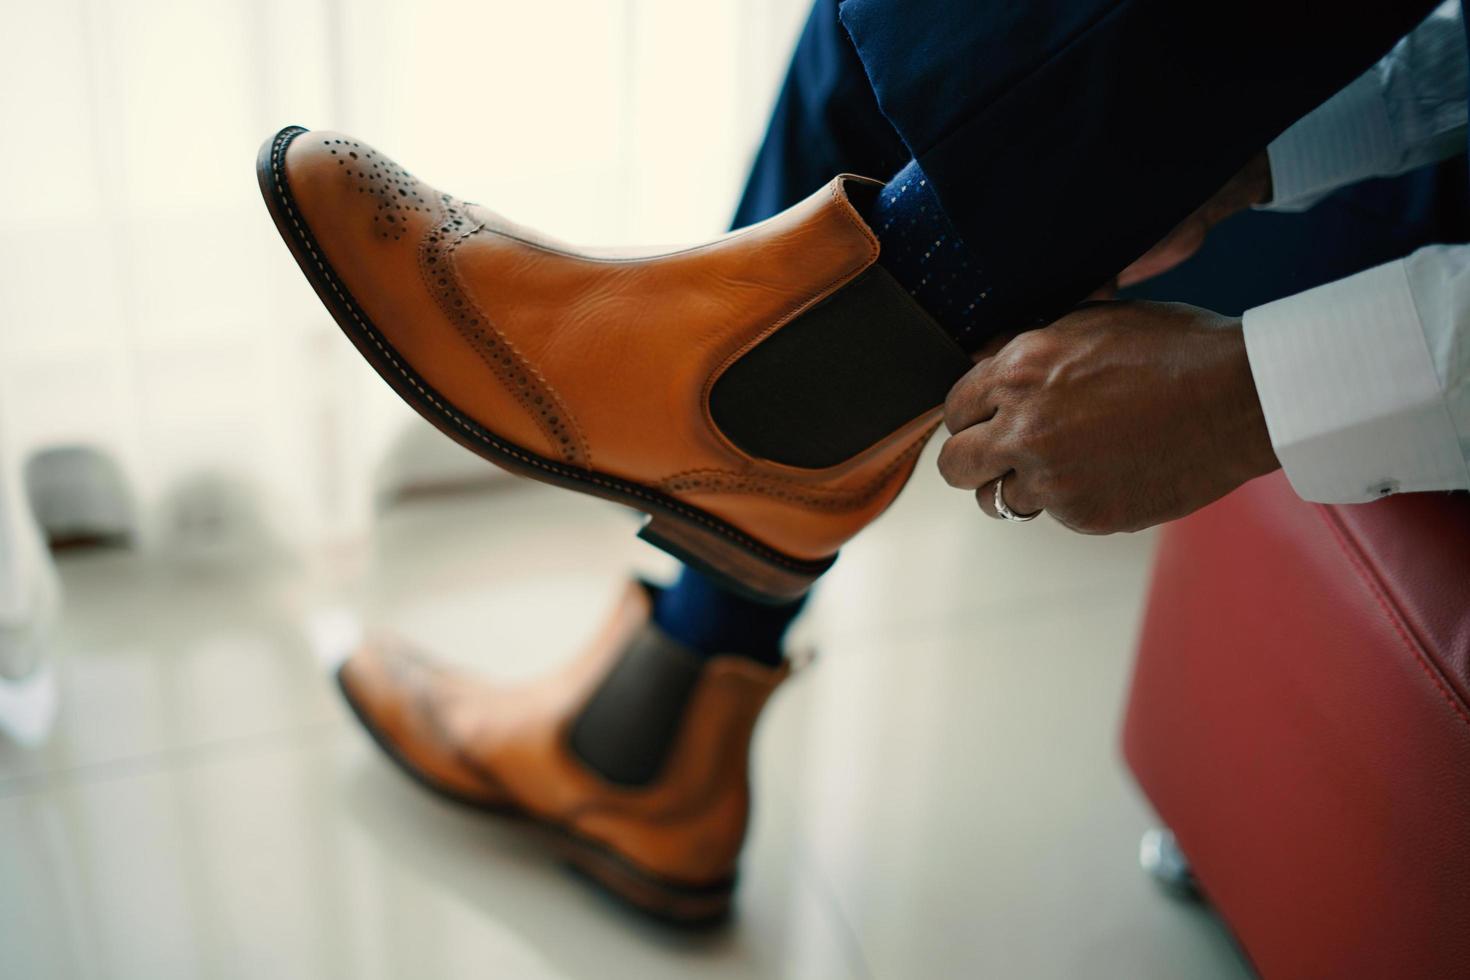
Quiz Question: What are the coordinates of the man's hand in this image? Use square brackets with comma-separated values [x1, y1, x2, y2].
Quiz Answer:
[1115, 152, 1273, 288]
[938, 302, 1280, 534]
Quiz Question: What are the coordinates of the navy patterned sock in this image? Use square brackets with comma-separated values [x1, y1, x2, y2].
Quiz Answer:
[864, 159, 994, 351]
[652, 565, 806, 667]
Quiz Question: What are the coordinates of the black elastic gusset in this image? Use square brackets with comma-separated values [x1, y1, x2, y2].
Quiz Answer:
[709, 265, 972, 469]
[568, 626, 705, 787]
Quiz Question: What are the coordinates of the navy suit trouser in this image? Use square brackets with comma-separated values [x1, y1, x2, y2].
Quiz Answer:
[735, 0, 1452, 324]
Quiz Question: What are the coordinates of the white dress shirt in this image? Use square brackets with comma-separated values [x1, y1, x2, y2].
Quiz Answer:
[1240, 1, 1470, 502]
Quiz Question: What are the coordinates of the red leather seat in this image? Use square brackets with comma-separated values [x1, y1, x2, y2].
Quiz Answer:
[1123, 471, 1470, 979]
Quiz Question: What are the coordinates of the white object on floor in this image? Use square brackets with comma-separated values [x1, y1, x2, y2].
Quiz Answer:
[24, 445, 136, 544]
[0, 662, 58, 746]
[304, 607, 364, 673]
[0, 455, 60, 682]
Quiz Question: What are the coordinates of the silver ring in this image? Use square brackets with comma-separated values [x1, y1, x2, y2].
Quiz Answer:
[994, 475, 1040, 522]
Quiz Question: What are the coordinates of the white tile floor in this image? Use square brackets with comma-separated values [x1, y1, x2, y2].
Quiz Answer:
[0, 444, 1252, 979]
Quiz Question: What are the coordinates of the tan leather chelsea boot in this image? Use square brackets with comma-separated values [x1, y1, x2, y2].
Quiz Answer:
[336, 581, 789, 924]
[258, 126, 969, 601]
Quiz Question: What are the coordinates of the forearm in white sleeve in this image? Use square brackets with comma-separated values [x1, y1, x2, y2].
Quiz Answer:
[1242, 245, 1470, 503]
[1264, 1, 1468, 212]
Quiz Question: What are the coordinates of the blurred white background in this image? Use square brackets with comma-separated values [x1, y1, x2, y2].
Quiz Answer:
[0, 0, 810, 559]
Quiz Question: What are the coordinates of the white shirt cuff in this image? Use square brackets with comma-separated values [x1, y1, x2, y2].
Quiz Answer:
[1242, 259, 1470, 503]
[1261, 73, 1397, 212]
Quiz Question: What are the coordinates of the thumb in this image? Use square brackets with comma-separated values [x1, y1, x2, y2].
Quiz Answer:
[1116, 216, 1207, 289]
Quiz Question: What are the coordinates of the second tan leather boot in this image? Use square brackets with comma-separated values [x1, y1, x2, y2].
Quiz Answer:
[258, 126, 970, 601]
[336, 581, 790, 924]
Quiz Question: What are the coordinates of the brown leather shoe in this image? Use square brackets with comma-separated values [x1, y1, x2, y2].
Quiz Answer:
[336, 581, 789, 924]
[258, 126, 969, 601]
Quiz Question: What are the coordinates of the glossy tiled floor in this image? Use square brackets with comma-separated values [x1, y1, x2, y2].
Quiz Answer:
[0, 444, 1251, 979]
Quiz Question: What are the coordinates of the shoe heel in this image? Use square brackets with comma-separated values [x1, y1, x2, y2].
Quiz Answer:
[556, 835, 735, 927]
[637, 514, 832, 605]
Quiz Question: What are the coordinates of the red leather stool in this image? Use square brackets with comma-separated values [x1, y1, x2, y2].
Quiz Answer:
[1123, 471, 1470, 979]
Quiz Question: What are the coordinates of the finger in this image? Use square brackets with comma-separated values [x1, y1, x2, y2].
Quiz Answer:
[936, 426, 1010, 491]
[1086, 277, 1118, 301]
[977, 469, 1044, 520]
[970, 331, 1016, 363]
[975, 477, 1002, 518]
[1116, 216, 1206, 288]
[943, 362, 1002, 435]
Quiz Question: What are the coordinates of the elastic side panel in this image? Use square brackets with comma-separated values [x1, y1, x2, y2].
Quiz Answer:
[709, 266, 972, 469]
[568, 626, 705, 787]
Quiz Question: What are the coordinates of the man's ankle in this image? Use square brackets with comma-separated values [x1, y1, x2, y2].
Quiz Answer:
[651, 566, 806, 667]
